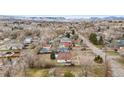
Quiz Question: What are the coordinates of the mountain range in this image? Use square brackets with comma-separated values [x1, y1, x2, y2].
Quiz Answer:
[0, 15, 124, 21]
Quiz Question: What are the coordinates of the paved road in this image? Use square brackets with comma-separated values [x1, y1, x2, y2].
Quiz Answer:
[77, 32, 124, 77]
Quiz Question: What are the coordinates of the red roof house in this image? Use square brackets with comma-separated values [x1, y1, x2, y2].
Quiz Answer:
[57, 52, 72, 63]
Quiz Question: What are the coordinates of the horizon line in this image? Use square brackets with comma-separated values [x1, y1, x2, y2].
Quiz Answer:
[0, 15, 124, 19]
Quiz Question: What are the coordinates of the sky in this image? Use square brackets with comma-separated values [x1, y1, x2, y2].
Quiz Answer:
[0, 0, 124, 18]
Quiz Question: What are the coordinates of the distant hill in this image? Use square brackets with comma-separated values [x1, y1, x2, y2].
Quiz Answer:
[0, 15, 124, 21]
[104, 16, 124, 20]
[90, 16, 124, 21]
[0, 15, 66, 21]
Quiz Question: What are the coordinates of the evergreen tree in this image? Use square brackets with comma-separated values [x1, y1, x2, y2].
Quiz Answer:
[94, 55, 103, 63]
[72, 29, 75, 35]
[50, 51, 56, 59]
[66, 33, 70, 38]
[89, 33, 98, 45]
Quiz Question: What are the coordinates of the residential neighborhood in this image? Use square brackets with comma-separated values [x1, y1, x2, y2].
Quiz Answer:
[0, 16, 124, 77]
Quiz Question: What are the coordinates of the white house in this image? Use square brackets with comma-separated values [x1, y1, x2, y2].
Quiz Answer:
[24, 36, 32, 45]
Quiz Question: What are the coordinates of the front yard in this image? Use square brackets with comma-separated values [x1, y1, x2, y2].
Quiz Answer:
[25, 64, 106, 77]
[118, 57, 124, 66]
[107, 51, 119, 56]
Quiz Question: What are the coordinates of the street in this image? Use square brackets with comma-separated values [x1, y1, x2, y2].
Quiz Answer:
[77, 32, 124, 77]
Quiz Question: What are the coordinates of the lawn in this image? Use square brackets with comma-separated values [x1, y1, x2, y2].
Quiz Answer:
[26, 68, 49, 77]
[90, 65, 106, 77]
[107, 51, 119, 56]
[118, 57, 124, 66]
[95, 45, 104, 49]
[0, 49, 20, 52]
[25, 65, 107, 77]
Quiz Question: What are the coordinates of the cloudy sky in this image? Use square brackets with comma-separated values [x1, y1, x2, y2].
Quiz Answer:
[0, 0, 124, 17]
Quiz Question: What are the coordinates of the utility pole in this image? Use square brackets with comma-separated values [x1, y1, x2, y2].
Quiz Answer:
[104, 42, 109, 77]
[84, 64, 88, 77]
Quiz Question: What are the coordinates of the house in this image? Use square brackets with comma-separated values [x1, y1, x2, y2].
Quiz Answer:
[32, 36, 40, 42]
[38, 48, 52, 54]
[0, 52, 14, 58]
[43, 44, 52, 49]
[60, 37, 72, 47]
[58, 47, 69, 52]
[60, 37, 72, 43]
[38, 44, 52, 54]
[118, 47, 124, 56]
[24, 36, 32, 45]
[114, 39, 124, 49]
[4, 38, 10, 42]
[57, 52, 72, 63]
[62, 42, 72, 47]
[0, 45, 9, 50]
[73, 39, 81, 47]
[9, 43, 24, 50]
[4, 52, 15, 57]
[58, 35, 63, 38]
[118, 50, 124, 56]
[48, 40, 54, 44]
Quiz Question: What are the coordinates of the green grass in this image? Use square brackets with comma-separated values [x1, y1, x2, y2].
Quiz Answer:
[95, 45, 103, 49]
[118, 58, 124, 66]
[0, 56, 19, 59]
[26, 68, 49, 77]
[0, 49, 20, 52]
[93, 67, 105, 76]
[90, 65, 106, 77]
[107, 51, 119, 56]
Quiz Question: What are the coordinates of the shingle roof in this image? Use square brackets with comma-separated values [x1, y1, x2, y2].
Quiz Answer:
[60, 37, 72, 43]
[58, 47, 69, 52]
[57, 52, 71, 60]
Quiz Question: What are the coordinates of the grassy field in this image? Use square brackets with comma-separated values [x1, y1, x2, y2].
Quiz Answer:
[26, 68, 49, 77]
[25, 64, 106, 77]
[89, 64, 106, 77]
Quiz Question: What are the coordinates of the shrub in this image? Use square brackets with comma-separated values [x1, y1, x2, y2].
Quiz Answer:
[94, 55, 103, 64]
[50, 51, 56, 59]
[66, 33, 70, 38]
[71, 29, 75, 35]
[73, 35, 79, 40]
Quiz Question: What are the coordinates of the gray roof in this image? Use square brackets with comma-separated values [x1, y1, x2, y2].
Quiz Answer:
[39, 48, 51, 53]
[58, 47, 69, 52]
[60, 37, 71, 43]
[24, 37, 32, 44]
[116, 40, 124, 47]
